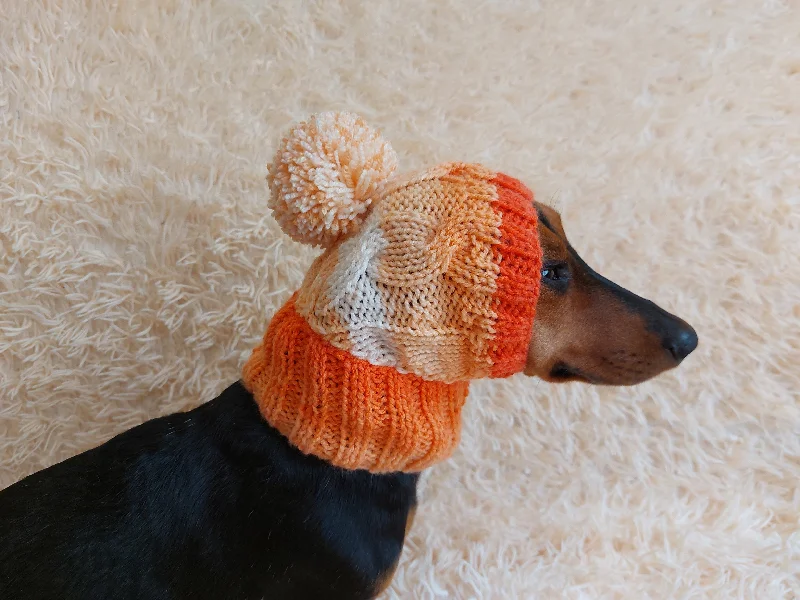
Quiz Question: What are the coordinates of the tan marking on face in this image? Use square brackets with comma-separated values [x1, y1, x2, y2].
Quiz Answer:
[525, 203, 694, 385]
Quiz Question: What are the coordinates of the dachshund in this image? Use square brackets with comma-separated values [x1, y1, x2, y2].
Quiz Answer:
[0, 203, 697, 600]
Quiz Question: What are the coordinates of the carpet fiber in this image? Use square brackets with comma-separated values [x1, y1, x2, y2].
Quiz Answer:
[1, 1, 799, 597]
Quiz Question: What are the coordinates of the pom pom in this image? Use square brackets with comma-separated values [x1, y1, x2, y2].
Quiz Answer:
[267, 112, 399, 248]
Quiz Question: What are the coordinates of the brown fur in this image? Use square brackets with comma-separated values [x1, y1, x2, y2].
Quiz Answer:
[525, 203, 697, 385]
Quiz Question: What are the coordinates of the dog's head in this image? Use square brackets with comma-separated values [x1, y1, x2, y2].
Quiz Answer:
[525, 203, 697, 385]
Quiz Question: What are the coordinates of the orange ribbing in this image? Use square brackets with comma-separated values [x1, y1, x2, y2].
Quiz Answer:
[242, 296, 470, 473]
[488, 173, 541, 378]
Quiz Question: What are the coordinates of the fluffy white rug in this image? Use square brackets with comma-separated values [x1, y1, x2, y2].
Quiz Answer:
[2, 0, 799, 597]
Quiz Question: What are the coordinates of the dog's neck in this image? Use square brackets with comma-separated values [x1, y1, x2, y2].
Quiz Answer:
[242, 297, 469, 473]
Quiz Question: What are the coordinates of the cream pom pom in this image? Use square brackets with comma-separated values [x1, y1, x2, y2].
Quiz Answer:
[267, 112, 399, 248]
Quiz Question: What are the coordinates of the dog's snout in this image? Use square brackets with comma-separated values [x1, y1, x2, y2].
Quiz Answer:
[593, 272, 699, 366]
[663, 324, 698, 363]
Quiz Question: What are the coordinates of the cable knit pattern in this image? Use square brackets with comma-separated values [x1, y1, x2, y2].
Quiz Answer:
[295, 163, 541, 382]
[243, 113, 542, 472]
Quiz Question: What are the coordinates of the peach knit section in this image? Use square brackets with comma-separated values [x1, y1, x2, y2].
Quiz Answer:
[242, 296, 469, 473]
[295, 163, 505, 382]
[376, 164, 502, 381]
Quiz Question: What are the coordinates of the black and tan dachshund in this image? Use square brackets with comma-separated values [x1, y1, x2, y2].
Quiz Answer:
[0, 203, 697, 599]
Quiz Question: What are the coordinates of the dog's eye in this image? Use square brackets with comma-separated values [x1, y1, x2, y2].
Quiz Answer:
[541, 264, 568, 281]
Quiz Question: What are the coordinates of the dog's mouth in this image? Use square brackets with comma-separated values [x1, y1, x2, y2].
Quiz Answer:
[548, 362, 607, 385]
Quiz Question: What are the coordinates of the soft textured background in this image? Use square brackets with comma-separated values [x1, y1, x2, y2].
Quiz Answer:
[1, 0, 799, 597]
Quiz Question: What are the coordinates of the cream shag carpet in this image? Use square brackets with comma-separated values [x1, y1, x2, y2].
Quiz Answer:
[2, 1, 799, 597]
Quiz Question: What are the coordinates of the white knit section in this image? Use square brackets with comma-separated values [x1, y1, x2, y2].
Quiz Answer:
[324, 209, 400, 368]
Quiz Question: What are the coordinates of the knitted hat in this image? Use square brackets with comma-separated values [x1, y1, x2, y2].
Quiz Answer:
[243, 113, 542, 473]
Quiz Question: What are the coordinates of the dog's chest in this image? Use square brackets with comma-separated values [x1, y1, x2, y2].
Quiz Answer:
[234, 469, 416, 599]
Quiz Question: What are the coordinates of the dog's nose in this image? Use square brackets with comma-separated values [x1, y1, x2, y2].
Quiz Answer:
[663, 325, 698, 363]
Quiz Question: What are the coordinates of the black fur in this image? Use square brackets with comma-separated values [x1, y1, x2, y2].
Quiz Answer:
[0, 382, 417, 600]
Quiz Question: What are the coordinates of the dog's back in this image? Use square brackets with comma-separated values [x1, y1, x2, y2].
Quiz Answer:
[0, 382, 417, 600]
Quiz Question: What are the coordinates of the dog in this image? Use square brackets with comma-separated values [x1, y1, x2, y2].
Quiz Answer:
[0, 203, 697, 600]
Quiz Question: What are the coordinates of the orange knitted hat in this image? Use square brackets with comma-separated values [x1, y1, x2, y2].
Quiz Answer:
[243, 113, 541, 473]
